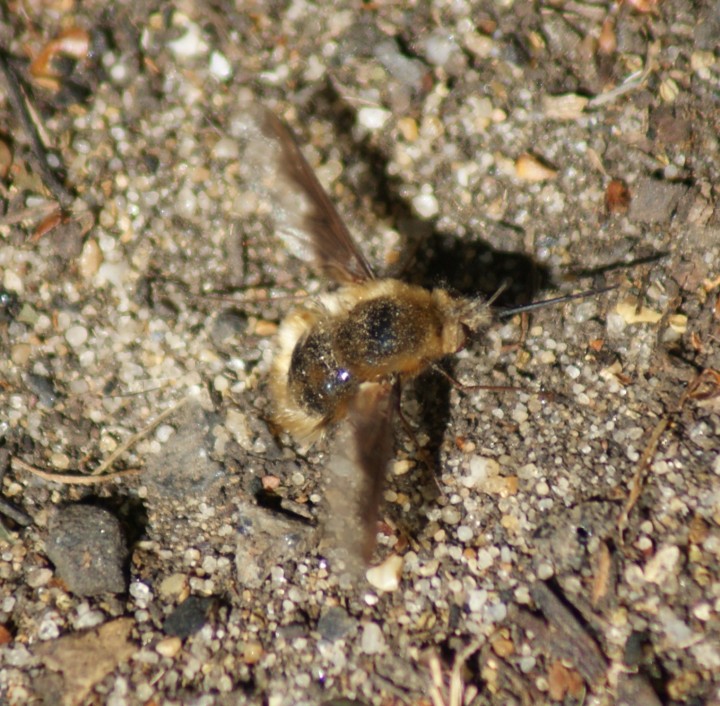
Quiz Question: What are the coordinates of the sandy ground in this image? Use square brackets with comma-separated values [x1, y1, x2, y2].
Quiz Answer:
[1, 1, 719, 705]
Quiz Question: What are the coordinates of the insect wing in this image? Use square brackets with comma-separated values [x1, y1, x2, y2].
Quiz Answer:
[260, 109, 375, 285]
[323, 382, 395, 569]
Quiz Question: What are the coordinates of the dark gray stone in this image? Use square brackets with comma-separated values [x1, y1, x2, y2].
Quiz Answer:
[46, 504, 127, 596]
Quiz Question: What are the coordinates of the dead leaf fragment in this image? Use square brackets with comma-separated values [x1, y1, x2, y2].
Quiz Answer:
[491, 633, 515, 658]
[598, 18, 617, 56]
[253, 319, 277, 336]
[36, 618, 136, 706]
[615, 299, 662, 324]
[548, 660, 585, 700]
[30, 27, 91, 91]
[0, 623, 12, 645]
[667, 314, 687, 334]
[605, 179, 631, 214]
[0, 138, 12, 179]
[591, 540, 612, 606]
[542, 93, 589, 120]
[515, 153, 558, 182]
[626, 0, 660, 13]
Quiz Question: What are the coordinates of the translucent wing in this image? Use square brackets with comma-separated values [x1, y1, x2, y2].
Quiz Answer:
[260, 109, 375, 284]
[323, 382, 395, 570]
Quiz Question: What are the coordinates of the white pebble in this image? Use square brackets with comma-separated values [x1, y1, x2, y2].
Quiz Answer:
[425, 30, 459, 66]
[168, 18, 208, 58]
[156, 636, 182, 658]
[109, 62, 129, 84]
[176, 187, 197, 218]
[97, 261, 130, 289]
[3, 269, 23, 295]
[476, 548, 493, 570]
[212, 137, 240, 161]
[467, 589, 487, 613]
[486, 601, 508, 622]
[129, 581, 153, 607]
[65, 325, 88, 348]
[75, 608, 106, 630]
[357, 107, 391, 130]
[209, 51, 232, 80]
[565, 365, 581, 380]
[456, 525, 473, 543]
[464, 456, 500, 488]
[537, 561, 554, 580]
[412, 191, 439, 219]
[442, 507, 462, 525]
[535, 480, 550, 496]
[38, 614, 61, 641]
[26, 567, 53, 588]
[366, 554, 403, 593]
[78, 238, 103, 280]
[644, 544, 680, 584]
[155, 424, 175, 443]
[511, 403, 528, 424]
[360, 622, 386, 654]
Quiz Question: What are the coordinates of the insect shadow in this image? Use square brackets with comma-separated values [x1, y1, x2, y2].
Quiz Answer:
[309, 108, 553, 478]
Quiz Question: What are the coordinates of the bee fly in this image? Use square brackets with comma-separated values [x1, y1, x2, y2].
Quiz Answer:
[256, 108, 613, 564]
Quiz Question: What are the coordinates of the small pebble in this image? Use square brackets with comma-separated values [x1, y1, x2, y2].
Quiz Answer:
[468, 589, 488, 613]
[412, 191, 439, 219]
[26, 374, 57, 407]
[3, 269, 23, 295]
[209, 51, 232, 80]
[65, 325, 88, 348]
[163, 596, 214, 638]
[360, 622, 386, 655]
[10, 343, 31, 366]
[366, 555, 403, 593]
[537, 562, 554, 580]
[644, 545, 680, 585]
[425, 30, 459, 66]
[317, 605, 357, 641]
[515, 153, 558, 182]
[26, 567, 53, 588]
[155, 424, 175, 443]
[129, 581, 153, 607]
[78, 238, 103, 279]
[357, 107, 391, 130]
[457, 525, 473, 543]
[168, 17, 208, 58]
[46, 505, 128, 596]
[159, 573, 188, 600]
[464, 456, 501, 490]
[156, 636, 182, 658]
[241, 641, 264, 664]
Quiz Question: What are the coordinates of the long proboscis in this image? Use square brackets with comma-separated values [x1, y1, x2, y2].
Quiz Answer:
[496, 285, 618, 319]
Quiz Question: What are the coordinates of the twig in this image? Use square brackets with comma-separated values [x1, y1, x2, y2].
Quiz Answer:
[11, 397, 191, 485]
[0, 50, 74, 208]
[617, 415, 669, 542]
[0, 201, 59, 226]
[0, 495, 33, 525]
[91, 396, 189, 475]
[617, 369, 719, 542]
[520, 582, 607, 688]
[11, 457, 140, 485]
[587, 40, 659, 109]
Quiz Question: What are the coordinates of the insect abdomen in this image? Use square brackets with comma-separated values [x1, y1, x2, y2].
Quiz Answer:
[288, 327, 358, 419]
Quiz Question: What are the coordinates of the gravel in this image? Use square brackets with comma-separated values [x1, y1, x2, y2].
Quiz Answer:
[1, 1, 719, 705]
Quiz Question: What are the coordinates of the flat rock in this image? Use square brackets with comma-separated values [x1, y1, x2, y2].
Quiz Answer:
[46, 504, 128, 596]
